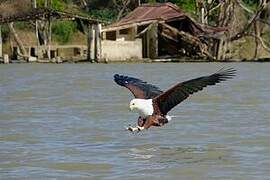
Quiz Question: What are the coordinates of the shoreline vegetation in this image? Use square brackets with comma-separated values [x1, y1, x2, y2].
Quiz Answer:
[1, 0, 270, 63]
[2, 57, 270, 64]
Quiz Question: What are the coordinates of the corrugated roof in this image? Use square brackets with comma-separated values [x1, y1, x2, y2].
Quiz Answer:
[105, 2, 227, 37]
[111, 2, 185, 27]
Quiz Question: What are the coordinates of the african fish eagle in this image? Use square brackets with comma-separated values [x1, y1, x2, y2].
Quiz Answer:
[114, 68, 236, 132]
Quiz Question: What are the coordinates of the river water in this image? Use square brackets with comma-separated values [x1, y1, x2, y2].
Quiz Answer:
[0, 63, 269, 179]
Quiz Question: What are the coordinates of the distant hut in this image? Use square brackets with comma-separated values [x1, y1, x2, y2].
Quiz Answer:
[102, 3, 226, 60]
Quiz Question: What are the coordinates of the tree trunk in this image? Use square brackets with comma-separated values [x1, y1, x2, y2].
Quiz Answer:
[0, 25, 2, 59]
[32, 0, 40, 58]
[254, 21, 260, 60]
[31, 0, 36, 8]
[215, 0, 235, 60]
[94, 23, 101, 62]
[81, 0, 87, 6]
[8, 22, 28, 59]
[48, 17, 52, 59]
[87, 23, 94, 62]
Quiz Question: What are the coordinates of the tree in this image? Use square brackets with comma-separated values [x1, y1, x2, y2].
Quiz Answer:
[195, 0, 270, 60]
[112, 0, 132, 20]
[8, 22, 28, 59]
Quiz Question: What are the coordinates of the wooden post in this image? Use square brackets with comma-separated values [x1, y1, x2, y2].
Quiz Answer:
[154, 23, 158, 58]
[32, 0, 40, 59]
[201, 7, 205, 24]
[91, 25, 96, 60]
[48, 17, 52, 60]
[102, 31, 106, 40]
[217, 37, 224, 60]
[87, 23, 94, 62]
[4, 54, 9, 64]
[131, 26, 137, 40]
[94, 23, 101, 62]
[116, 30, 120, 40]
[32, 0, 37, 8]
[254, 21, 260, 60]
[146, 29, 150, 58]
[0, 25, 2, 59]
[147, 23, 158, 58]
[47, 0, 52, 60]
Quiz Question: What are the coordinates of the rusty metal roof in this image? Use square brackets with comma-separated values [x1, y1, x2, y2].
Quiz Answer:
[105, 2, 227, 37]
[111, 3, 185, 27]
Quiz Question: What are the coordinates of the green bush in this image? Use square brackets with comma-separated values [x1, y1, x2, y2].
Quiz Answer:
[242, 0, 257, 10]
[170, 0, 195, 13]
[242, 0, 257, 6]
[1, 25, 10, 42]
[36, 0, 66, 11]
[63, 0, 72, 3]
[89, 8, 118, 21]
[143, 0, 196, 13]
[52, 21, 76, 44]
[15, 22, 28, 29]
[51, 0, 65, 11]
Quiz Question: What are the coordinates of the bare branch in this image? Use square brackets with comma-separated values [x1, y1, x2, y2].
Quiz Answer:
[240, 32, 270, 53]
[116, 0, 131, 21]
[205, 2, 222, 17]
[230, 1, 268, 41]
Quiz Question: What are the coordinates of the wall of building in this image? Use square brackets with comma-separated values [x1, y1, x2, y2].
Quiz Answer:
[101, 39, 142, 61]
[102, 27, 137, 41]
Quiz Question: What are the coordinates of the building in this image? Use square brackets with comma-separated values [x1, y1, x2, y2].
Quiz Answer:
[101, 2, 226, 61]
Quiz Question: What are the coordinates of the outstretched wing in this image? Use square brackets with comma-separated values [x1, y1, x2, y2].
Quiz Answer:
[114, 74, 163, 99]
[153, 68, 236, 115]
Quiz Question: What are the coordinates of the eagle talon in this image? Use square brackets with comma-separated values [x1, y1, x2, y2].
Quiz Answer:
[136, 126, 144, 131]
[126, 126, 135, 132]
[126, 126, 144, 132]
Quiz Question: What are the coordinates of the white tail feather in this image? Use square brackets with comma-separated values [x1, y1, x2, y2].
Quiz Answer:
[166, 115, 179, 121]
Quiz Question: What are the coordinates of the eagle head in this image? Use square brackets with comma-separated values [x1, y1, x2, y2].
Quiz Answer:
[129, 99, 138, 111]
[129, 99, 154, 117]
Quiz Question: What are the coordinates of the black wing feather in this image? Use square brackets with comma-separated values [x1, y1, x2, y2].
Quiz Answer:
[154, 68, 236, 115]
[114, 74, 163, 99]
